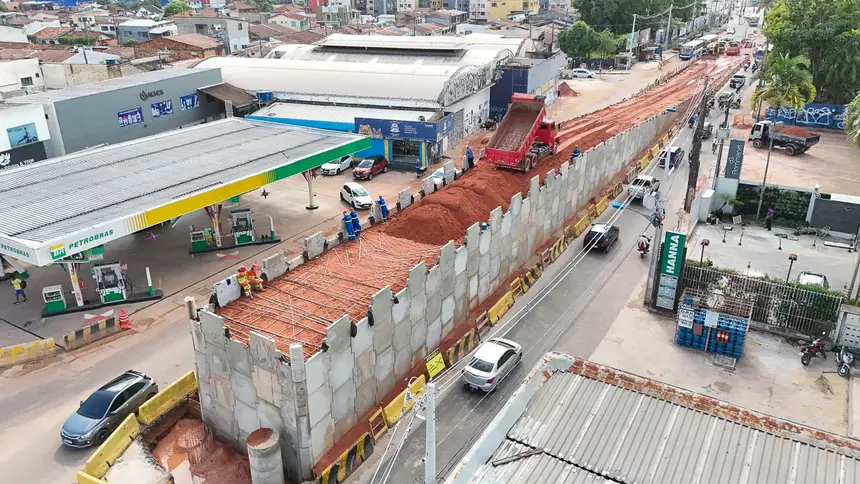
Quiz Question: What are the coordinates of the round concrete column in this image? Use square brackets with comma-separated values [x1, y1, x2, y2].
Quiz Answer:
[247, 428, 284, 484]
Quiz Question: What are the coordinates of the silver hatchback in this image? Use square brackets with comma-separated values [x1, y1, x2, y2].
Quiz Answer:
[462, 338, 523, 392]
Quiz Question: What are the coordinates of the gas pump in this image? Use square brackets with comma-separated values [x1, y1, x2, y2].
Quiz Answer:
[42, 285, 67, 314]
[91, 261, 130, 304]
[230, 209, 255, 245]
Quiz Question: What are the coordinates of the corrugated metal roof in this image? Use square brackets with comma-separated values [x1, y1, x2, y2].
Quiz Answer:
[471, 441, 611, 484]
[314, 33, 527, 54]
[198, 82, 255, 107]
[473, 370, 860, 484]
[266, 43, 511, 68]
[6, 69, 218, 105]
[250, 102, 437, 124]
[0, 118, 363, 244]
[194, 57, 469, 104]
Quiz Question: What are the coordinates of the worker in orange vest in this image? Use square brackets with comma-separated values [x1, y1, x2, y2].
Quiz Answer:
[237, 266, 252, 297]
[247, 264, 264, 292]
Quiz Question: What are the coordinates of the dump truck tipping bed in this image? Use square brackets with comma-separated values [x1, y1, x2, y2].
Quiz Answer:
[486, 102, 543, 152]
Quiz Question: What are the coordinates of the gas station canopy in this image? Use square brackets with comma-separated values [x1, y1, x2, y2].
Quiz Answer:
[0, 118, 370, 266]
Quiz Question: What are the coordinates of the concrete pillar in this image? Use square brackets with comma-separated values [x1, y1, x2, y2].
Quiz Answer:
[248, 428, 284, 484]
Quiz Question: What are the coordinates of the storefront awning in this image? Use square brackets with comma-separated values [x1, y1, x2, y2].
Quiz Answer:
[198, 83, 256, 109]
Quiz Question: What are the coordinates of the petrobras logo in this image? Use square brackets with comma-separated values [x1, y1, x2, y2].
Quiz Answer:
[50, 243, 66, 260]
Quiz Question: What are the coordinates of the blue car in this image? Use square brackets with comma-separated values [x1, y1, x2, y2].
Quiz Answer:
[60, 370, 158, 448]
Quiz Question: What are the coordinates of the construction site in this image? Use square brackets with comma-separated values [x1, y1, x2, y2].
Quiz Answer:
[187, 57, 739, 483]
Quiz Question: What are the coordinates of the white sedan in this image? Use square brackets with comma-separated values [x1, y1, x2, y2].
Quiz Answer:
[462, 338, 523, 392]
[340, 182, 373, 210]
[321, 155, 354, 176]
[571, 68, 596, 78]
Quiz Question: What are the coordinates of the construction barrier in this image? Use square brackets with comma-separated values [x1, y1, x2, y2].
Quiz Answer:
[522, 263, 543, 288]
[660, 134, 670, 146]
[608, 182, 623, 198]
[649, 145, 660, 159]
[588, 203, 599, 219]
[487, 291, 515, 324]
[316, 433, 374, 484]
[76, 472, 107, 484]
[509, 277, 526, 299]
[596, 196, 609, 216]
[0, 337, 56, 367]
[62, 316, 120, 350]
[475, 311, 490, 338]
[572, 215, 591, 237]
[381, 375, 426, 426]
[137, 370, 198, 425]
[368, 408, 387, 441]
[84, 413, 140, 479]
[444, 328, 478, 366]
[548, 233, 569, 262]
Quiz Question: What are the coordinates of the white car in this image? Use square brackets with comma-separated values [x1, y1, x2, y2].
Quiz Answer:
[320, 155, 354, 176]
[727, 26, 736, 35]
[571, 68, 596, 78]
[430, 168, 445, 189]
[462, 338, 523, 392]
[340, 182, 373, 210]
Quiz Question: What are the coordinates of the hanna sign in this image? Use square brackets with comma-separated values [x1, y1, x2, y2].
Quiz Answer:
[656, 231, 686, 310]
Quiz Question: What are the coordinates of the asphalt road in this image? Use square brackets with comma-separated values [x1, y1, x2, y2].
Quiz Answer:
[357, 64, 762, 484]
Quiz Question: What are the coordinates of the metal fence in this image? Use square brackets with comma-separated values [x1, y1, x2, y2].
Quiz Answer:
[681, 265, 843, 336]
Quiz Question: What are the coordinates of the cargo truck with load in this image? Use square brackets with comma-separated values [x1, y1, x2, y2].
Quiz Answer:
[748, 120, 820, 156]
[484, 93, 558, 172]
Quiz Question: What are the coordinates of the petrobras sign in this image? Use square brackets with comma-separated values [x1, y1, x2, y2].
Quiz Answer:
[656, 231, 686, 310]
[0, 237, 35, 263]
[28, 219, 134, 266]
[50, 228, 116, 261]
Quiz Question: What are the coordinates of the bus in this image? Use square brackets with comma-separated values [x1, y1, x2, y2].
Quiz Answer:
[700, 34, 720, 55]
[679, 39, 706, 60]
[699, 34, 719, 45]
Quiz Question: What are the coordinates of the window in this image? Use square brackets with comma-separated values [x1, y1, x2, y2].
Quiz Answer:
[238, 22, 243, 30]
[20, 77, 33, 86]
[522, 1, 528, 7]
[34, 72, 39, 78]
[108, 393, 126, 413]
[491, 2, 496, 5]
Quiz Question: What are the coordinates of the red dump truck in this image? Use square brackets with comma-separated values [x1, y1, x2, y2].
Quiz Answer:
[484, 93, 558, 172]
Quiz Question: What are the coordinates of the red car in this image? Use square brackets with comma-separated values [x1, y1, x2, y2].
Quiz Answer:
[352, 155, 389, 180]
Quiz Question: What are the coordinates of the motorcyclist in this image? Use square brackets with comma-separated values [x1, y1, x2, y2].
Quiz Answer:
[712, 137, 719, 154]
[688, 113, 697, 128]
[637, 234, 651, 253]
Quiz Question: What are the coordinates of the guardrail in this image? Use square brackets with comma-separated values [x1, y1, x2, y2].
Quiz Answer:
[0, 338, 56, 367]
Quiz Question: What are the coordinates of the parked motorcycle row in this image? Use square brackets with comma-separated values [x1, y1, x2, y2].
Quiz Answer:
[800, 333, 857, 378]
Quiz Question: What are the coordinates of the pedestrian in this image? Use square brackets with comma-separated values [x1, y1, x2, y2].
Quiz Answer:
[465, 145, 474, 169]
[570, 145, 581, 164]
[765, 206, 775, 231]
[11, 275, 26, 304]
[415, 158, 422, 178]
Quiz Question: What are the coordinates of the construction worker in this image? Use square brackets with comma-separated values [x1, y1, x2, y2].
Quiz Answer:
[377, 196, 389, 222]
[350, 209, 361, 237]
[571, 145, 581, 164]
[247, 264, 264, 292]
[237, 266, 252, 297]
[466, 145, 474, 169]
[415, 158, 422, 178]
[343, 210, 356, 240]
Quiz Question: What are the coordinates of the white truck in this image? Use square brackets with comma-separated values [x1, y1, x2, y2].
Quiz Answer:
[627, 174, 660, 200]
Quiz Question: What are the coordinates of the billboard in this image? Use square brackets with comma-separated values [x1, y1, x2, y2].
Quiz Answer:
[6, 123, 39, 148]
[354, 114, 455, 143]
[656, 231, 686, 310]
[724, 139, 745, 179]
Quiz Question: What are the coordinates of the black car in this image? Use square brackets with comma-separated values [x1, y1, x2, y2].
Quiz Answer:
[583, 223, 620, 252]
[657, 146, 685, 169]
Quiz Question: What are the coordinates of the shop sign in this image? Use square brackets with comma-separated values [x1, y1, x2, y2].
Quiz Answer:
[638, 28, 651, 46]
[151, 99, 174, 118]
[0, 142, 48, 171]
[180, 93, 199, 111]
[0, 239, 34, 261]
[118, 107, 144, 128]
[6, 122, 39, 148]
[656, 231, 686, 310]
[355, 117, 440, 142]
[724, 140, 745, 179]
[50, 228, 116, 261]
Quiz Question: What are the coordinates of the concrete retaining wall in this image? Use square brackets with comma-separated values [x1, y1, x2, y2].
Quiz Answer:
[190, 104, 681, 480]
[0, 337, 56, 367]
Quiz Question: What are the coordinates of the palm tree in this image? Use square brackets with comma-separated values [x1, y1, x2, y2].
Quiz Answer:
[847, 92, 860, 148]
[750, 54, 816, 219]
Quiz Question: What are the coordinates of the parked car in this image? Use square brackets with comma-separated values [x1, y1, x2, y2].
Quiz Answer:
[657, 146, 685, 169]
[340, 181, 373, 209]
[730, 74, 747, 89]
[353, 155, 389, 180]
[727, 26, 736, 35]
[627, 174, 659, 200]
[700, 122, 714, 140]
[570, 68, 596, 78]
[61, 370, 158, 448]
[583, 223, 620, 251]
[430, 168, 445, 189]
[462, 338, 523, 392]
[320, 155, 354, 176]
[796, 271, 830, 289]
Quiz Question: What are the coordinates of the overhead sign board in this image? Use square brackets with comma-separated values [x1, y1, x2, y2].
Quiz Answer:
[354, 114, 455, 143]
[656, 231, 686, 310]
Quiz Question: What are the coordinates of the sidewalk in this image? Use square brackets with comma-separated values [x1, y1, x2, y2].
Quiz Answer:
[588, 277, 851, 436]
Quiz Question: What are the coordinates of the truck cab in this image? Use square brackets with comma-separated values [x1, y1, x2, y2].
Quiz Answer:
[484, 94, 559, 172]
[749, 120, 821, 156]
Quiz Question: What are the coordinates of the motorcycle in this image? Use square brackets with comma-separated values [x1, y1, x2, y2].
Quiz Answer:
[800, 334, 827, 366]
[711, 139, 719, 154]
[837, 346, 855, 377]
[637, 236, 652, 258]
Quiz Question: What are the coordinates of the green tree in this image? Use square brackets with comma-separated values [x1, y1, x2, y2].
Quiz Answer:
[846, 93, 860, 148]
[163, 0, 192, 17]
[59, 36, 97, 46]
[763, 0, 860, 104]
[593, 29, 620, 58]
[752, 53, 817, 115]
[123, 39, 139, 46]
[558, 21, 600, 58]
[246, 0, 274, 12]
[0, 2, 8, 11]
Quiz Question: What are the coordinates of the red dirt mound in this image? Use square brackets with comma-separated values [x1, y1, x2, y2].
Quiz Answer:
[558, 83, 580, 97]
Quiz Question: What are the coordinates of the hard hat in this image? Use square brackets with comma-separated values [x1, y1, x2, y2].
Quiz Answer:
[251, 264, 258, 270]
[238, 266, 247, 272]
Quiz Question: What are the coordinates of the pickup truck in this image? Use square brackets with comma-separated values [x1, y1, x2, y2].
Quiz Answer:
[484, 93, 558, 172]
[748, 121, 820, 156]
[627, 174, 659, 200]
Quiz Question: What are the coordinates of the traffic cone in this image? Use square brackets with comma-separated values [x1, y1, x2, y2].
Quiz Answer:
[119, 309, 131, 330]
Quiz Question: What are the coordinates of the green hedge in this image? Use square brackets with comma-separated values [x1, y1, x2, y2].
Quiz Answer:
[735, 183, 811, 223]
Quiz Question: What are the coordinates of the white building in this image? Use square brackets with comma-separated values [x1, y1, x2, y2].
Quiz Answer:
[0, 25, 28, 43]
[397, 0, 417, 12]
[0, 59, 45, 100]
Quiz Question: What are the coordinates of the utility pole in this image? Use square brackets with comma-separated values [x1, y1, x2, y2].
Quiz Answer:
[628, 14, 637, 71]
[423, 382, 436, 484]
[664, 2, 673, 52]
[755, 126, 775, 220]
[685, 76, 709, 212]
[712, 99, 732, 189]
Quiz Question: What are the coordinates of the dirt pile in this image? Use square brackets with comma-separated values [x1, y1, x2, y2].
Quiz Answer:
[558, 83, 580, 97]
[384, 60, 726, 246]
[781, 125, 812, 137]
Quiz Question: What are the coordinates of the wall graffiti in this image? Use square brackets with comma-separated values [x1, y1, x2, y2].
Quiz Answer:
[765, 103, 846, 130]
[443, 64, 492, 106]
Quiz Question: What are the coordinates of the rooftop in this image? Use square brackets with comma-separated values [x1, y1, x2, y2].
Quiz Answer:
[159, 33, 223, 49]
[118, 19, 171, 27]
[249, 102, 438, 125]
[266, 42, 513, 68]
[449, 354, 860, 484]
[6, 68, 216, 105]
[32, 26, 73, 39]
[313, 33, 527, 55]
[0, 118, 368, 266]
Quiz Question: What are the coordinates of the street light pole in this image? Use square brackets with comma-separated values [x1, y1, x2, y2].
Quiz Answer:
[628, 14, 637, 71]
[664, 3, 673, 52]
[685, 76, 709, 212]
[755, 127, 775, 220]
[787, 253, 798, 282]
[423, 382, 436, 484]
[712, 99, 732, 189]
